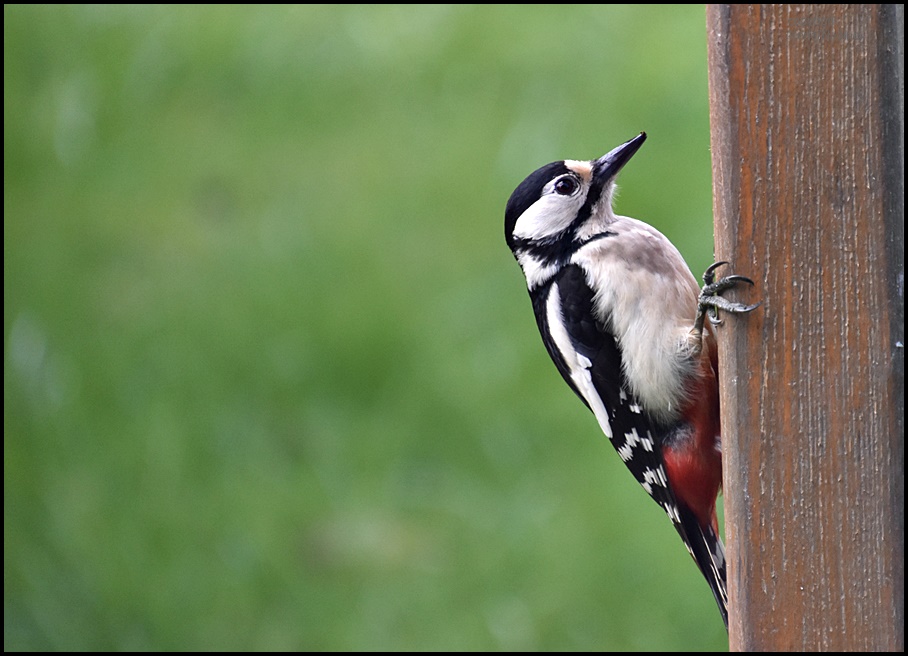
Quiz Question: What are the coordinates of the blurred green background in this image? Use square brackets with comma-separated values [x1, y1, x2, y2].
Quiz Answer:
[5, 5, 727, 651]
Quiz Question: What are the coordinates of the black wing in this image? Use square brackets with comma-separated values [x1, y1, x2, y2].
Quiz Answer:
[531, 263, 728, 627]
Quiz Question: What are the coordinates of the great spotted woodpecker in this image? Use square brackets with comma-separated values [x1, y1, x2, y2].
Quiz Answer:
[503, 132, 759, 628]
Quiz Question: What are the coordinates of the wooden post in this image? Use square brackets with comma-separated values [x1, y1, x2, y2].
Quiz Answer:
[706, 4, 904, 651]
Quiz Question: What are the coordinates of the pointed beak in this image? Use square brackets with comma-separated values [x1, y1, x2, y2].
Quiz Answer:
[593, 132, 647, 185]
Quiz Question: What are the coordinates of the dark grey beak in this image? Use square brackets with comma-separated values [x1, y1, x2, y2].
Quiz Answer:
[593, 132, 647, 185]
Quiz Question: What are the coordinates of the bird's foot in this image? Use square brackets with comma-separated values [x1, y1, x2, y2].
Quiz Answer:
[694, 261, 761, 336]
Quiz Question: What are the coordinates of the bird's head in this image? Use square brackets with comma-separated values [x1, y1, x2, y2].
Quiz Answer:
[504, 132, 646, 287]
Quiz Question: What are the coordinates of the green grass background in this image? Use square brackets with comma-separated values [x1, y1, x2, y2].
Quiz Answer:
[5, 5, 728, 650]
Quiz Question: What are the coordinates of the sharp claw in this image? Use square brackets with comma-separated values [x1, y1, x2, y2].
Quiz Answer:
[696, 262, 760, 334]
[722, 275, 755, 286]
[703, 261, 729, 285]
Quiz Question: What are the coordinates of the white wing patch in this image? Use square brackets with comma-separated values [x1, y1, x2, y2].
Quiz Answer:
[545, 284, 613, 439]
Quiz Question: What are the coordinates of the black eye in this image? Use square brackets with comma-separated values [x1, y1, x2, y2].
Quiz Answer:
[554, 176, 578, 195]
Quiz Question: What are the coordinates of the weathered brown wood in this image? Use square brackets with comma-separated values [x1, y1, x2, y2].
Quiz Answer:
[706, 4, 904, 651]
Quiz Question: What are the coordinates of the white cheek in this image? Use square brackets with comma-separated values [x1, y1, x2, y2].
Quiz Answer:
[512, 194, 582, 241]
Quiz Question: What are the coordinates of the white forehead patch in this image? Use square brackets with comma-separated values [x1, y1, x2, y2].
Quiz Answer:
[564, 160, 593, 181]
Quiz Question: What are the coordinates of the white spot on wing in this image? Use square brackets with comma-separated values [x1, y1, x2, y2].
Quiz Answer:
[624, 427, 641, 448]
[642, 465, 668, 490]
[617, 443, 633, 462]
[662, 501, 681, 524]
[642, 468, 660, 488]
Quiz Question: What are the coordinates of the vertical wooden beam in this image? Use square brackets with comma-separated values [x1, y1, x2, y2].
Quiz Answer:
[706, 4, 904, 651]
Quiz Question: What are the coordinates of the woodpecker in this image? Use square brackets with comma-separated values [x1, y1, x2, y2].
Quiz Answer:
[503, 132, 759, 628]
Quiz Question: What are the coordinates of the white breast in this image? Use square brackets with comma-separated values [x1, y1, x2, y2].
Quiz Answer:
[570, 216, 701, 420]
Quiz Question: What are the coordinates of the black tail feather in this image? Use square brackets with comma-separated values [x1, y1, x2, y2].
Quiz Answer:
[673, 506, 728, 629]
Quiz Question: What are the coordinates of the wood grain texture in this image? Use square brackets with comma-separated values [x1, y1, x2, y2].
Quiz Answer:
[706, 4, 904, 651]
